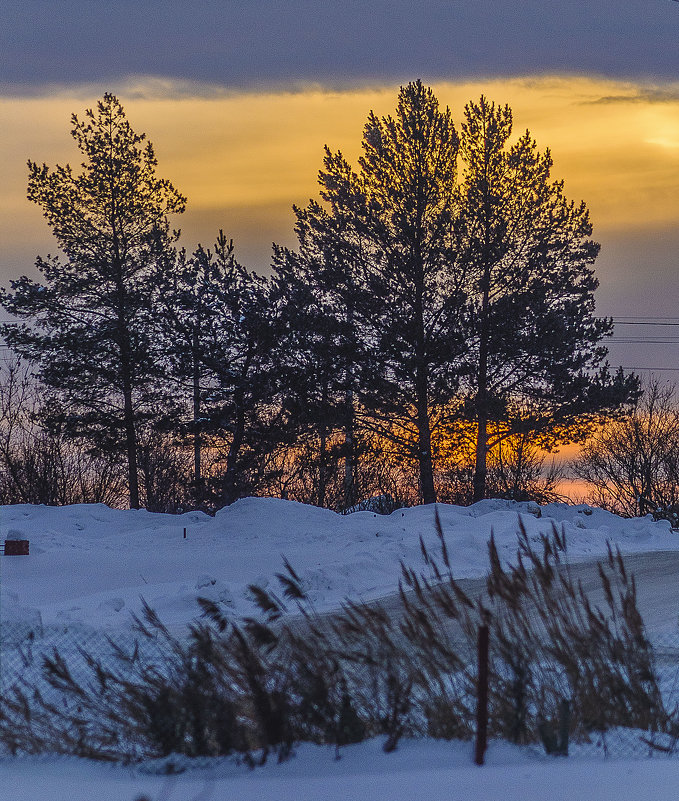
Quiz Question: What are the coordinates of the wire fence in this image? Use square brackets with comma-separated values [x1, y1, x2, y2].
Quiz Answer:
[3, 611, 679, 764]
[1, 620, 142, 698]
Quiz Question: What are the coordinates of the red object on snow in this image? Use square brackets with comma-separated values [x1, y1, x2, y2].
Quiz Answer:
[4, 539, 29, 556]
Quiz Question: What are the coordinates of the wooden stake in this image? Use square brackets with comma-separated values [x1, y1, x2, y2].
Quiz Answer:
[475, 624, 489, 766]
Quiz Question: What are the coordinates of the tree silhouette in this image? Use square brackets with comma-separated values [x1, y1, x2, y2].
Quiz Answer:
[271, 239, 362, 508]
[153, 233, 277, 507]
[574, 380, 679, 517]
[288, 81, 465, 504]
[1, 94, 185, 508]
[454, 97, 638, 501]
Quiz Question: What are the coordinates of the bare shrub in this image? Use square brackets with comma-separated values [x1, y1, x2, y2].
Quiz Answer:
[574, 379, 679, 517]
[137, 431, 193, 512]
[0, 358, 126, 505]
[261, 432, 418, 512]
[436, 429, 567, 506]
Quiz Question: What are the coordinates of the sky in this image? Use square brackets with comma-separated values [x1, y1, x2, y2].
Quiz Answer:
[2, 1, 679, 375]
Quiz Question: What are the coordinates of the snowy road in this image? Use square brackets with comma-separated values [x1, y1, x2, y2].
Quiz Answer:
[372, 549, 679, 640]
[574, 550, 679, 636]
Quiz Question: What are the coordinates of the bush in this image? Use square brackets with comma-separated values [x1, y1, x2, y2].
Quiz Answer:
[574, 380, 679, 517]
[0, 515, 668, 762]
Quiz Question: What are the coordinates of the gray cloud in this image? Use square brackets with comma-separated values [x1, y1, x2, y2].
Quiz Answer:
[3, 1, 679, 93]
[583, 85, 679, 105]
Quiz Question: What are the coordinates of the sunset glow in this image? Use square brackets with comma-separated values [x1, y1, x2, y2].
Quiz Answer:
[3, 75, 679, 284]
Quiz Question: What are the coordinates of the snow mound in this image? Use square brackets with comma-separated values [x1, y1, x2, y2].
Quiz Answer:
[1, 498, 677, 638]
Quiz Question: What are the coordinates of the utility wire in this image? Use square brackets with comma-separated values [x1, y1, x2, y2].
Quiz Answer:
[621, 367, 679, 372]
[607, 316, 679, 322]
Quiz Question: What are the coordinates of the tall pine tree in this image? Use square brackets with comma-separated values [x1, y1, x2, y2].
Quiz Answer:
[454, 97, 638, 501]
[1, 94, 185, 508]
[289, 81, 465, 504]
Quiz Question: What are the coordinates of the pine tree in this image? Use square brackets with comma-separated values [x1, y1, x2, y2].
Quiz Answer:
[1, 94, 185, 508]
[270, 242, 360, 509]
[290, 81, 465, 504]
[154, 233, 277, 507]
[454, 97, 639, 501]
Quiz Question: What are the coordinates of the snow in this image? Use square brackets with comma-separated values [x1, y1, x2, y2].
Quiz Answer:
[6, 739, 679, 801]
[3, 496, 679, 799]
[2, 497, 678, 634]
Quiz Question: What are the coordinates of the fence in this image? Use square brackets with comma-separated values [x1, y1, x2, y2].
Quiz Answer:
[1, 516, 677, 764]
[3, 610, 679, 764]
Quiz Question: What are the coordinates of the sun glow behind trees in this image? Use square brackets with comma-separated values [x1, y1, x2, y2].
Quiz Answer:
[3, 75, 679, 290]
[2, 77, 678, 505]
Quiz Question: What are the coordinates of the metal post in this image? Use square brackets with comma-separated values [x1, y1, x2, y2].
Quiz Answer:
[475, 624, 490, 766]
[558, 699, 570, 756]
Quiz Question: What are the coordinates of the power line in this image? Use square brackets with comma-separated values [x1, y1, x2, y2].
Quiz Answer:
[621, 367, 679, 372]
[608, 316, 679, 322]
[611, 322, 679, 327]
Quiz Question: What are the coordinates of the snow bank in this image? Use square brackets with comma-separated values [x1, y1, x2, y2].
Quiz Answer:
[3, 498, 679, 799]
[1, 497, 677, 638]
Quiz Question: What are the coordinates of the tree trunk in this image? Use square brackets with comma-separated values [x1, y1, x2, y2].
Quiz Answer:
[512, 438, 525, 500]
[117, 316, 139, 509]
[473, 275, 491, 503]
[318, 424, 328, 508]
[223, 395, 245, 506]
[473, 179, 492, 503]
[343, 388, 356, 509]
[122, 378, 140, 509]
[192, 323, 202, 503]
[112, 253, 139, 509]
[343, 294, 357, 509]
[318, 380, 329, 508]
[412, 238, 436, 505]
[473, 415, 488, 503]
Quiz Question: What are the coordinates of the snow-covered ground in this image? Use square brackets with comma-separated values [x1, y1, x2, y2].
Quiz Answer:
[3, 497, 679, 800]
[3, 497, 679, 634]
[6, 737, 679, 801]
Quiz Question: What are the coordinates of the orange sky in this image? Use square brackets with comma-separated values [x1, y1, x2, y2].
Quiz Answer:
[3, 75, 679, 283]
[3, 75, 679, 500]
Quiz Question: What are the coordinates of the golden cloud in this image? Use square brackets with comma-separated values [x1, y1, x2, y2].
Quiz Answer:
[2, 75, 679, 276]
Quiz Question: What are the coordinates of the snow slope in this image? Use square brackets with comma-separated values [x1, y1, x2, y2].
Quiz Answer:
[4, 497, 679, 801]
[2, 497, 678, 636]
